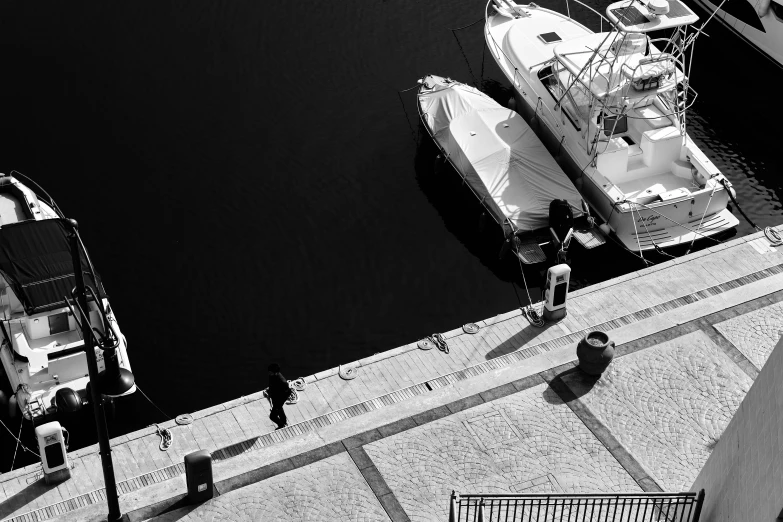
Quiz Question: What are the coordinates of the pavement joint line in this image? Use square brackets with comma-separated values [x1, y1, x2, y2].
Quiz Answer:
[351, 447, 410, 522]
[695, 319, 760, 380]
[8, 265, 783, 521]
[540, 368, 665, 494]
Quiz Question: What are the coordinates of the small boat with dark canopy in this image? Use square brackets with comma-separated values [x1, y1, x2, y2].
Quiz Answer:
[0, 171, 134, 422]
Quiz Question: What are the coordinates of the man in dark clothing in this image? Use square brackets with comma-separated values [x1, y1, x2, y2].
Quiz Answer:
[267, 363, 289, 429]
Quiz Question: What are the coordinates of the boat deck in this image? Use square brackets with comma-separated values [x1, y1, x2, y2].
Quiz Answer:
[1, 226, 782, 521]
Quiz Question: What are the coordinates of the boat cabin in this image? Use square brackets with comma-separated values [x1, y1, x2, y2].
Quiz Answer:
[536, 8, 702, 204]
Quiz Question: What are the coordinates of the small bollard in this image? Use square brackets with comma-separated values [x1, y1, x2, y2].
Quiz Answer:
[184, 450, 213, 503]
[36, 422, 70, 485]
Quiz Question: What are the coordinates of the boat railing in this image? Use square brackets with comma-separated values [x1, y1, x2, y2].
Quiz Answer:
[9, 170, 65, 218]
[562, 0, 612, 33]
[534, 96, 564, 136]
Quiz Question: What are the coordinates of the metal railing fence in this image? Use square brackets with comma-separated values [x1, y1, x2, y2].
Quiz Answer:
[448, 490, 705, 522]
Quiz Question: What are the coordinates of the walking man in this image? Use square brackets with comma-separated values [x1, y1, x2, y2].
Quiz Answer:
[267, 363, 289, 429]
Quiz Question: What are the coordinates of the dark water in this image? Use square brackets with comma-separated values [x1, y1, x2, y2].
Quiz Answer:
[0, 0, 780, 466]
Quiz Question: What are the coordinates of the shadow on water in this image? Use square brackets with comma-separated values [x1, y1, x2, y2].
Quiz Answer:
[413, 121, 523, 285]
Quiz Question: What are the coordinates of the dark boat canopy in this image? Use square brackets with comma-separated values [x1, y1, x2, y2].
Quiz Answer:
[0, 218, 105, 315]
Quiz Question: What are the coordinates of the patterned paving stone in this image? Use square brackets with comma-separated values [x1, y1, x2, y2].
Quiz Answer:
[714, 300, 783, 369]
[562, 331, 752, 491]
[175, 453, 390, 522]
[364, 384, 640, 522]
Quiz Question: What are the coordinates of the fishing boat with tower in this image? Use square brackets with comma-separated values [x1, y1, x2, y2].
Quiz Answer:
[484, 0, 740, 256]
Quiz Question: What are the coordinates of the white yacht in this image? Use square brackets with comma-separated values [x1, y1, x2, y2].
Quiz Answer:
[485, 0, 740, 253]
[0, 171, 133, 421]
[691, 0, 783, 67]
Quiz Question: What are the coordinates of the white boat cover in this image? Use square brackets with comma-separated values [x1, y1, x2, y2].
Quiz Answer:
[419, 77, 583, 232]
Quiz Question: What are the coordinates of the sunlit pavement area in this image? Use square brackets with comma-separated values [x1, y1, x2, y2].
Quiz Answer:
[1, 227, 782, 522]
[151, 292, 779, 521]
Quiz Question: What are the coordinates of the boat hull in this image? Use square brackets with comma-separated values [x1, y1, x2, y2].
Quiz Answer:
[690, 0, 783, 68]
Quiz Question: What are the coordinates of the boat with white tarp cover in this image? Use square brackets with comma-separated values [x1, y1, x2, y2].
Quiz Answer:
[417, 74, 605, 264]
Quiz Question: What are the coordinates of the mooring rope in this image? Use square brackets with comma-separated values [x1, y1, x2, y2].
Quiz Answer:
[631, 202, 675, 260]
[686, 181, 719, 254]
[427, 333, 450, 354]
[717, 179, 782, 245]
[448, 16, 484, 31]
[450, 19, 483, 87]
[10, 421, 22, 471]
[137, 384, 172, 421]
[0, 417, 38, 461]
[513, 243, 545, 327]
[397, 86, 420, 146]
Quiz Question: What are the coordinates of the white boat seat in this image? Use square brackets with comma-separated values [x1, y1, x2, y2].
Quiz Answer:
[621, 55, 675, 91]
[659, 187, 691, 201]
[630, 183, 666, 204]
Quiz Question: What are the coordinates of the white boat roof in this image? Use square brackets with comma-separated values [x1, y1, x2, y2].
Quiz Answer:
[605, 0, 698, 32]
[418, 76, 583, 232]
[554, 32, 683, 99]
[554, 33, 620, 98]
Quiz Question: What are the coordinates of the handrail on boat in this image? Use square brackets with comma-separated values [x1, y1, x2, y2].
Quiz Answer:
[9, 170, 65, 218]
[534, 96, 563, 136]
[563, 0, 612, 32]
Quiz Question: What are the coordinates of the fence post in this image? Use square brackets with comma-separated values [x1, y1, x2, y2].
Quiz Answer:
[692, 489, 705, 522]
[449, 490, 458, 522]
[477, 498, 486, 522]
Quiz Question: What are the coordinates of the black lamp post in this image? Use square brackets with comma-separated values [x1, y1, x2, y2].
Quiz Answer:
[68, 218, 133, 522]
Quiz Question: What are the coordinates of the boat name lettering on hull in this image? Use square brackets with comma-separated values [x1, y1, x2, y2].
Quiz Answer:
[636, 215, 662, 226]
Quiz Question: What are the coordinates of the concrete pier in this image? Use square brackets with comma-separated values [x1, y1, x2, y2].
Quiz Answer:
[2, 226, 783, 521]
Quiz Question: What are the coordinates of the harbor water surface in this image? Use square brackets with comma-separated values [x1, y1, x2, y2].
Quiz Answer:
[0, 0, 780, 463]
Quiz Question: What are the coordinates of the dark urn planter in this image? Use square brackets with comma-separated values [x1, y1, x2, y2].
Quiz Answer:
[576, 331, 615, 376]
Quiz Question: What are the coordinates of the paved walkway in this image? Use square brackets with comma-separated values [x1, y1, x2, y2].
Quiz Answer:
[1, 227, 782, 521]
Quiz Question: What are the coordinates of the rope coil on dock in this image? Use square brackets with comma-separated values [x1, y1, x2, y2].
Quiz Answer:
[151, 423, 172, 451]
[428, 333, 449, 354]
[289, 378, 307, 391]
[764, 227, 783, 246]
[175, 414, 193, 425]
[418, 339, 434, 350]
[463, 323, 480, 334]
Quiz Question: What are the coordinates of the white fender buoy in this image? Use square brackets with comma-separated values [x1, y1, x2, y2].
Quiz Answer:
[507, 97, 517, 111]
[599, 223, 612, 237]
